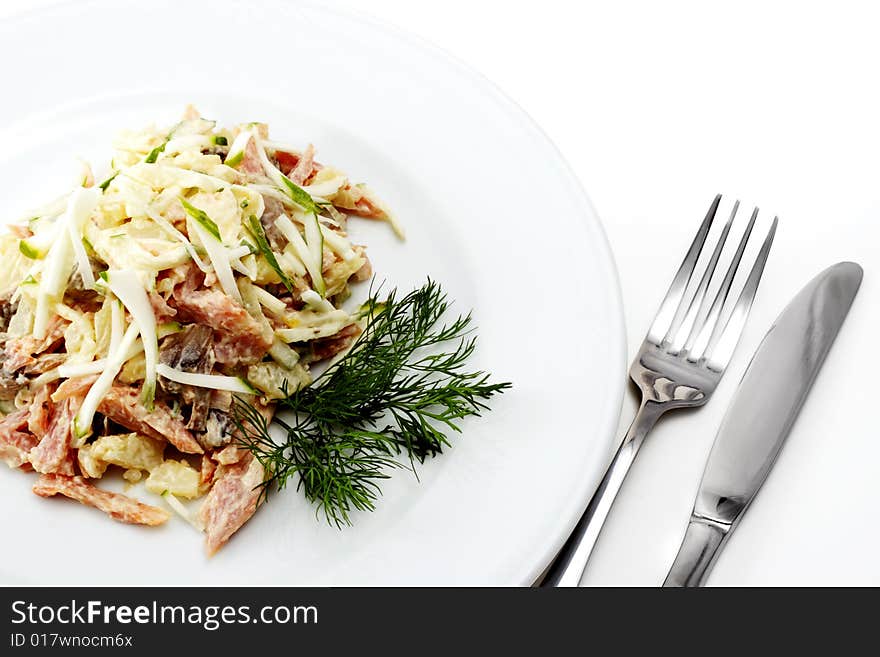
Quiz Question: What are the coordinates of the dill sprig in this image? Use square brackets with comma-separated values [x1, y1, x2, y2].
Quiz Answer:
[234, 279, 511, 527]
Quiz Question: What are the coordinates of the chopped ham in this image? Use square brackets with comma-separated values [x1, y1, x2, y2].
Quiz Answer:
[0, 409, 37, 468]
[148, 290, 177, 321]
[289, 144, 315, 185]
[97, 386, 203, 454]
[213, 444, 246, 465]
[209, 389, 233, 412]
[199, 452, 264, 555]
[260, 195, 288, 251]
[51, 374, 99, 402]
[171, 266, 272, 366]
[237, 138, 264, 179]
[200, 453, 217, 489]
[273, 149, 299, 175]
[27, 382, 54, 439]
[0, 409, 29, 432]
[0, 430, 37, 469]
[3, 316, 67, 373]
[310, 323, 361, 362]
[352, 249, 373, 282]
[273, 149, 321, 184]
[23, 353, 66, 374]
[212, 331, 272, 366]
[29, 396, 78, 476]
[7, 224, 31, 239]
[33, 474, 170, 526]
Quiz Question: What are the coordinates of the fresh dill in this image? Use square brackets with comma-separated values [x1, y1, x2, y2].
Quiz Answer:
[234, 279, 511, 527]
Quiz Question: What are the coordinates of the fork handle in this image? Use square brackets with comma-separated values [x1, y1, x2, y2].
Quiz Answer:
[541, 401, 663, 587]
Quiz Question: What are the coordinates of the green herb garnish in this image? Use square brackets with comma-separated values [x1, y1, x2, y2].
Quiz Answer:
[245, 215, 295, 294]
[20, 274, 37, 285]
[212, 135, 228, 146]
[235, 279, 511, 527]
[98, 171, 118, 192]
[179, 197, 221, 241]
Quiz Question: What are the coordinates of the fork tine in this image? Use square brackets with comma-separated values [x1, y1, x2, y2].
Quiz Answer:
[687, 206, 760, 361]
[647, 194, 721, 345]
[703, 216, 778, 371]
[667, 200, 739, 353]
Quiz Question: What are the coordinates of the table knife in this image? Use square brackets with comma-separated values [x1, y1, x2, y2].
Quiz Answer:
[663, 261, 863, 587]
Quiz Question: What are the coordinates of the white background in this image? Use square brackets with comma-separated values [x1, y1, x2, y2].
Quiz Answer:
[3, 0, 877, 586]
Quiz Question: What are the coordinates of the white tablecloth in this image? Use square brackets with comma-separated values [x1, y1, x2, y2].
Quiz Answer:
[4, 0, 877, 585]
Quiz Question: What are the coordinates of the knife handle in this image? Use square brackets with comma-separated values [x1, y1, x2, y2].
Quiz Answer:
[663, 518, 729, 587]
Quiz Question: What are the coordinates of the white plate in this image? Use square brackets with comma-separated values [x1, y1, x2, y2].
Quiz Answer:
[0, 0, 624, 585]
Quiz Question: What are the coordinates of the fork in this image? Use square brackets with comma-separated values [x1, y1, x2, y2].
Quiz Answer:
[541, 195, 778, 587]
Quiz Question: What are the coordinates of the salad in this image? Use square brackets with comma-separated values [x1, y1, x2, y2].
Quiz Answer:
[0, 106, 398, 554]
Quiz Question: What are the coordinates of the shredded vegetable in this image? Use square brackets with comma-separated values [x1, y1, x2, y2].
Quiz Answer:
[0, 107, 399, 554]
[157, 363, 255, 394]
[74, 322, 140, 442]
[107, 270, 158, 408]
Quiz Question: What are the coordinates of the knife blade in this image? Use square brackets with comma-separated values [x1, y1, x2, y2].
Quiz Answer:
[663, 261, 863, 587]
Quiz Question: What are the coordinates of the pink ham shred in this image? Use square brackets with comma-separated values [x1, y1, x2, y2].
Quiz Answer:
[0, 409, 37, 469]
[33, 474, 170, 526]
[199, 451, 264, 556]
[171, 266, 272, 366]
[274, 149, 321, 184]
[97, 386, 203, 454]
[7, 224, 31, 239]
[28, 396, 78, 476]
[27, 383, 54, 439]
[148, 290, 177, 321]
[51, 375, 99, 402]
[200, 453, 217, 489]
[213, 444, 246, 466]
[237, 138, 265, 180]
[310, 323, 361, 362]
[288, 144, 315, 185]
[3, 316, 67, 373]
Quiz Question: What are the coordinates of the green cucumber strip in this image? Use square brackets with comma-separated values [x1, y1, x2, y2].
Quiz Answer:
[179, 198, 222, 241]
[245, 215, 295, 294]
[280, 175, 319, 214]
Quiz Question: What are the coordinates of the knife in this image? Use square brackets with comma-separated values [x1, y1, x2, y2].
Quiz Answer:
[663, 261, 863, 587]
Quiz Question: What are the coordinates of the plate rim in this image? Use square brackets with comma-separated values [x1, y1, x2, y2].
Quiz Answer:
[0, 0, 627, 586]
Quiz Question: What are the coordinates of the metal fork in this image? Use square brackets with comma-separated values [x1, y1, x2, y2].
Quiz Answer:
[541, 195, 778, 587]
